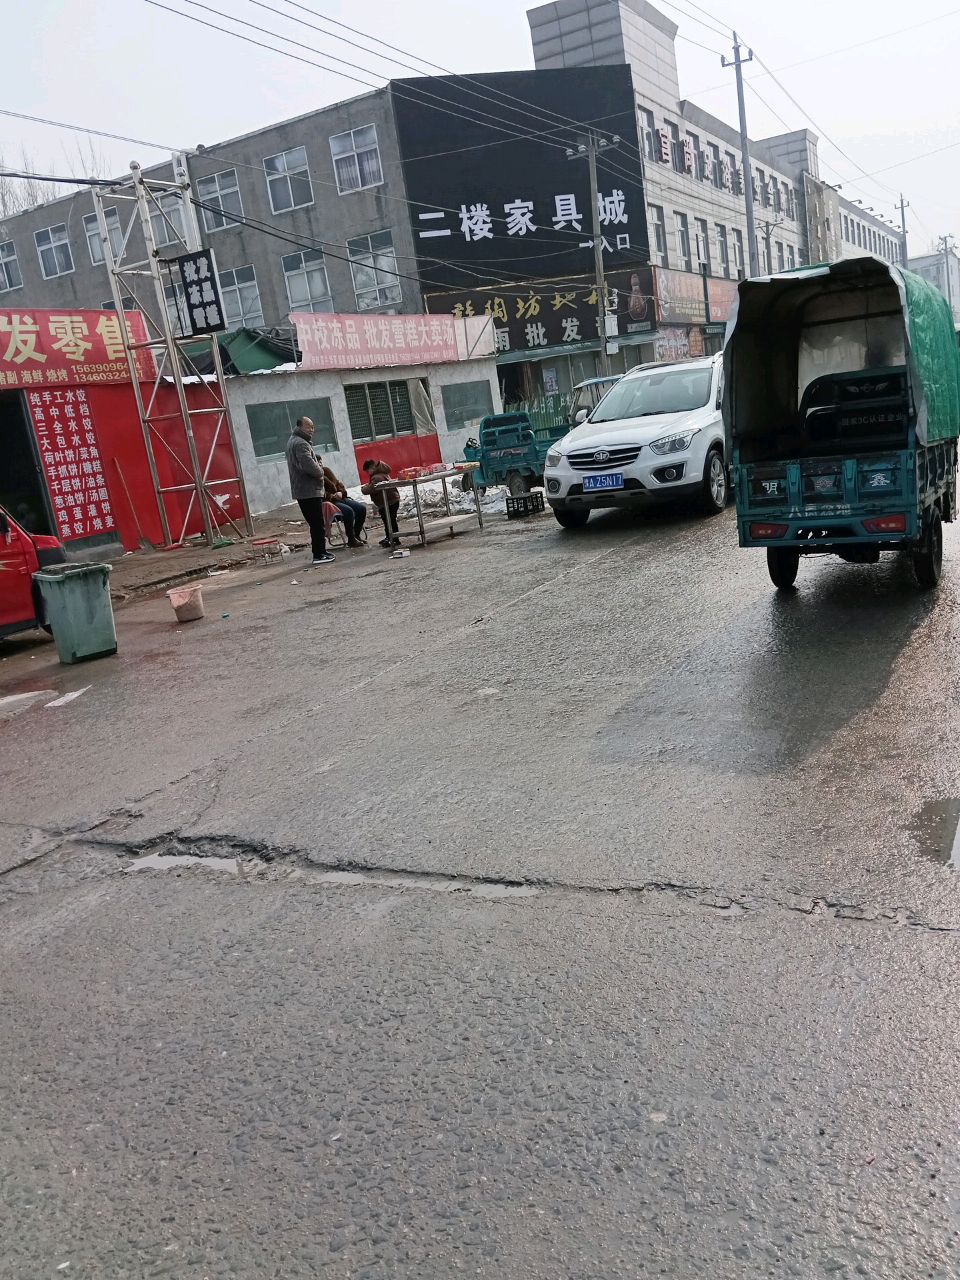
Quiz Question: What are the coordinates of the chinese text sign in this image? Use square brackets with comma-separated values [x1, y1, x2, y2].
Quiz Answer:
[0, 309, 154, 388]
[292, 312, 460, 369]
[27, 388, 115, 541]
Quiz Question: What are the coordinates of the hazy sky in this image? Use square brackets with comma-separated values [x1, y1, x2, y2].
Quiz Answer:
[4, 0, 956, 254]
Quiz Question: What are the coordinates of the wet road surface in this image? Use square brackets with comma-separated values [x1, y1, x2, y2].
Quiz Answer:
[2, 506, 960, 1277]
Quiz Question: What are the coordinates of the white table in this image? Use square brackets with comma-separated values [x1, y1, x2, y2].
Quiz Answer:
[377, 469, 483, 548]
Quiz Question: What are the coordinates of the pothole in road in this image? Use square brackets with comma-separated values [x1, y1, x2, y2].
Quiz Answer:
[124, 848, 539, 899]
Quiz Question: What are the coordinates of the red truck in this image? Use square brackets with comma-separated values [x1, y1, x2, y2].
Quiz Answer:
[0, 505, 66, 638]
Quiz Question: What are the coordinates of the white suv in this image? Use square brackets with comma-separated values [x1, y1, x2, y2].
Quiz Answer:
[543, 355, 727, 529]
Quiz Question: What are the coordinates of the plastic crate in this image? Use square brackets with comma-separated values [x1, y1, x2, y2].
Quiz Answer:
[505, 491, 545, 519]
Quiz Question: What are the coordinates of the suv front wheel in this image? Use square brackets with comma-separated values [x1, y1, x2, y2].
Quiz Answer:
[701, 448, 727, 515]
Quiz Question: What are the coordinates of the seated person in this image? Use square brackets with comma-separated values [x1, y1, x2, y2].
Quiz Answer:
[318, 458, 367, 548]
[360, 458, 402, 547]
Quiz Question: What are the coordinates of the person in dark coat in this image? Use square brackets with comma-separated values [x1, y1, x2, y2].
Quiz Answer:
[285, 416, 335, 564]
[360, 458, 401, 547]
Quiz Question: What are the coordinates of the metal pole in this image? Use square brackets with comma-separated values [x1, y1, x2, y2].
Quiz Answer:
[94, 185, 170, 546]
[587, 133, 609, 377]
[701, 262, 711, 324]
[723, 33, 759, 278]
[176, 154, 255, 537]
[898, 194, 909, 265]
[940, 236, 955, 319]
[131, 160, 215, 544]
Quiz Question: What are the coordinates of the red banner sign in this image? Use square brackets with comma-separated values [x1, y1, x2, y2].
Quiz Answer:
[0, 309, 154, 388]
[27, 389, 115, 541]
[291, 311, 460, 369]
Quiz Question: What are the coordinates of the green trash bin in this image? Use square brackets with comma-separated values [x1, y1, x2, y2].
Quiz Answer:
[33, 562, 117, 665]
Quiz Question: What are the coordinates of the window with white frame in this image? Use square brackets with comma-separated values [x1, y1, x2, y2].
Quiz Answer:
[666, 121, 682, 172]
[83, 208, 123, 265]
[757, 168, 769, 207]
[149, 193, 186, 248]
[282, 248, 333, 313]
[694, 217, 711, 273]
[649, 205, 668, 266]
[708, 142, 722, 189]
[674, 211, 691, 271]
[329, 125, 383, 194]
[35, 224, 74, 278]
[0, 240, 22, 292]
[101, 294, 136, 311]
[196, 169, 242, 231]
[345, 380, 414, 442]
[264, 146, 313, 214]
[218, 264, 264, 328]
[787, 244, 796, 270]
[347, 229, 401, 310]
[776, 241, 785, 272]
[715, 224, 730, 278]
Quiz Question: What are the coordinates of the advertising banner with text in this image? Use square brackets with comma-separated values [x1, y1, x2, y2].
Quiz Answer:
[0, 309, 154, 388]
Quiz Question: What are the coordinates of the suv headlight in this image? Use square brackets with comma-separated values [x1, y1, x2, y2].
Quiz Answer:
[649, 428, 700, 455]
[545, 448, 563, 467]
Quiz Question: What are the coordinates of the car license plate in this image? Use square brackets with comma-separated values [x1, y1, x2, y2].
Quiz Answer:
[583, 473, 624, 491]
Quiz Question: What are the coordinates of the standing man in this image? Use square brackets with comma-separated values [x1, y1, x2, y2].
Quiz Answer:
[285, 416, 335, 565]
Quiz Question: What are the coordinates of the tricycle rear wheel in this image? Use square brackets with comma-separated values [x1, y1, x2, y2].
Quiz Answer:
[507, 471, 530, 497]
[767, 547, 800, 590]
[913, 509, 943, 590]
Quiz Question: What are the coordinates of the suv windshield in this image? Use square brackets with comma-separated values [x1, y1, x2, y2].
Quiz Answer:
[591, 365, 713, 422]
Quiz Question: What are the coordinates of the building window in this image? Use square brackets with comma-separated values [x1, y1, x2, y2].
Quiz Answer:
[685, 131, 699, 178]
[196, 169, 242, 231]
[218, 264, 264, 328]
[776, 241, 785, 272]
[101, 294, 136, 311]
[639, 107, 656, 161]
[666, 121, 682, 172]
[694, 217, 711, 273]
[347, 229, 401, 310]
[787, 244, 796, 270]
[649, 205, 668, 266]
[756, 169, 769, 207]
[856, 223, 863, 247]
[164, 281, 188, 335]
[709, 142, 722, 189]
[83, 208, 123, 265]
[771, 182, 782, 214]
[329, 125, 383, 194]
[282, 248, 333, 313]
[344, 380, 414, 442]
[715, 225, 730, 278]
[440, 380, 495, 431]
[247, 396, 337, 457]
[35, 224, 74, 279]
[842, 214, 849, 242]
[674, 211, 691, 271]
[732, 228, 745, 277]
[264, 145, 313, 213]
[0, 240, 22, 292]
[149, 193, 186, 248]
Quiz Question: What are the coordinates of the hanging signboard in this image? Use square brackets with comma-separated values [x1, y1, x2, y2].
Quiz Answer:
[706, 277, 739, 324]
[171, 250, 226, 336]
[291, 311, 463, 369]
[26, 388, 115, 542]
[653, 267, 708, 326]
[424, 266, 655, 356]
[0, 309, 154, 388]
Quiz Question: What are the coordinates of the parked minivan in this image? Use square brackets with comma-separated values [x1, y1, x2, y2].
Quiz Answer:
[0, 505, 66, 638]
[543, 355, 727, 528]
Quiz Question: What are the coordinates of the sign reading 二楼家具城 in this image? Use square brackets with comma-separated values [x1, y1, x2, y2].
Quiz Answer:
[424, 267, 655, 355]
[171, 250, 227, 336]
[291, 312, 462, 369]
[0, 310, 154, 388]
[26, 388, 116, 542]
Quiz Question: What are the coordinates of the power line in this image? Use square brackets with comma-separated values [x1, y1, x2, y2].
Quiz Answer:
[688, 7, 960, 97]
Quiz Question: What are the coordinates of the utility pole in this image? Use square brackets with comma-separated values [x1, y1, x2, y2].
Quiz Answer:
[938, 234, 956, 319]
[898, 194, 910, 266]
[567, 131, 618, 376]
[722, 32, 760, 278]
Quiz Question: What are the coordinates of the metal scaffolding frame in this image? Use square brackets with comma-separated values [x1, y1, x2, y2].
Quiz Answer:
[92, 155, 254, 547]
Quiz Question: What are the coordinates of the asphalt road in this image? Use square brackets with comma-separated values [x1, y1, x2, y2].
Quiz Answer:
[2, 505, 960, 1278]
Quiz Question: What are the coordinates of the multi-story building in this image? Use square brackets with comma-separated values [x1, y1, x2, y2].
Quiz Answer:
[908, 250, 960, 325]
[528, 0, 903, 286]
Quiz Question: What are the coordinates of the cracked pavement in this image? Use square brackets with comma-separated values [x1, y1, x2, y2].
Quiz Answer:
[2, 506, 960, 1277]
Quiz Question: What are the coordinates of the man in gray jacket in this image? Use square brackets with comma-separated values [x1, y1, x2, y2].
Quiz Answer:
[285, 416, 335, 565]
